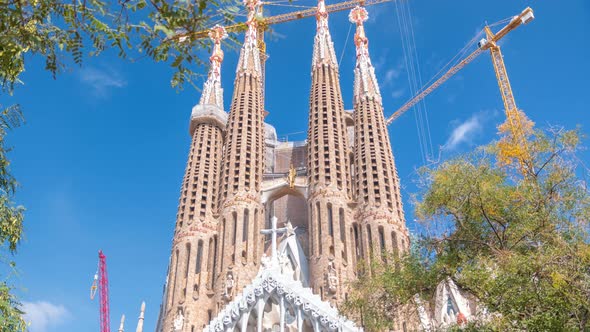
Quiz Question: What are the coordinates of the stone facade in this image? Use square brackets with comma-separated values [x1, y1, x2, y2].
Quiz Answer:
[157, 1, 412, 331]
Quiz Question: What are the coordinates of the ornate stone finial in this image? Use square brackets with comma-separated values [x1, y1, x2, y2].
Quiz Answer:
[198, 25, 227, 108]
[316, 0, 328, 25]
[118, 314, 125, 332]
[349, 6, 381, 104]
[349, 6, 369, 51]
[312, 0, 338, 67]
[236, 0, 262, 73]
[244, 0, 260, 38]
[208, 25, 227, 66]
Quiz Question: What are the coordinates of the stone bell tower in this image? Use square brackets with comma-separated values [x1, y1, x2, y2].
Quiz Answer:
[157, 25, 228, 331]
[306, 0, 355, 305]
[215, 0, 266, 312]
[349, 6, 409, 265]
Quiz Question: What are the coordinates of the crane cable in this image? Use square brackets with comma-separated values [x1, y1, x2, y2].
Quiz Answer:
[339, 23, 353, 67]
[386, 14, 515, 126]
[394, 0, 432, 163]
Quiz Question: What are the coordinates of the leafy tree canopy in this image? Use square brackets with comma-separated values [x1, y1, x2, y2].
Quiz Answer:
[345, 127, 590, 331]
[0, 0, 243, 95]
[0, 0, 242, 330]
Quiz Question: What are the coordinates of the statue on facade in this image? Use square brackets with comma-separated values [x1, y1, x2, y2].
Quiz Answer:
[326, 261, 338, 294]
[173, 309, 184, 332]
[224, 272, 235, 301]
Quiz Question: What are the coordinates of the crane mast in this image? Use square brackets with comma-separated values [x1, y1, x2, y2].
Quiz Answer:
[482, 24, 534, 170]
[91, 250, 111, 332]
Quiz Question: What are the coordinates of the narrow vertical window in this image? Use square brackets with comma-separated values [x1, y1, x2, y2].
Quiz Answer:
[210, 236, 218, 289]
[317, 202, 322, 254]
[391, 231, 398, 255]
[353, 224, 361, 260]
[232, 212, 238, 245]
[185, 243, 191, 278]
[220, 219, 225, 271]
[195, 240, 203, 274]
[339, 208, 347, 262]
[367, 225, 373, 257]
[378, 226, 386, 262]
[171, 249, 179, 306]
[327, 204, 334, 237]
[253, 209, 259, 261]
[243, 209, 249, 242]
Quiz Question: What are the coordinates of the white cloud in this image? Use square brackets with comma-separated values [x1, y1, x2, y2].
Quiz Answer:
[391, 88, 405, 99]
[22, 301, 71, 332]
[78, 66, 126, 96]
[381, 60, 404, 87]
[444, 113, 483, 150]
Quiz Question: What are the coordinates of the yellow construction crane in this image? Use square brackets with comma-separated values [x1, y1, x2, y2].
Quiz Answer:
[386, 7, 535, 171]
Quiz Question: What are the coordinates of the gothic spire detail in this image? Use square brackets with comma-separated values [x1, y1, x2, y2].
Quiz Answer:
[135, 301, 145, 332]
[312, 0, 338, 68]
[199, 25, 227, 108]
[350, 6, 382, 104]
[237, 0, 262, 75]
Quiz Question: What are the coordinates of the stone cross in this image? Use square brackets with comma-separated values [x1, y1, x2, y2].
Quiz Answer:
[260, 216, 288, 260]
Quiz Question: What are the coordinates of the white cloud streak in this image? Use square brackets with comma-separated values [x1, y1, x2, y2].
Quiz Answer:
[444, 113, 483, 150]
[78, 66, 126, 96]
[22, 301, 71, 332]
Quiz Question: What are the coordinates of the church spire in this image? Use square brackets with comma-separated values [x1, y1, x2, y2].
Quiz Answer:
[135, 301, 145, 332]
[349, 6, 409, 272]
[198, 25, 227, 108]
[236, 0, 262, 75]
[312, 0, 338, 68]
[350, 6, 381, 105]
[118, 314, 125, 332]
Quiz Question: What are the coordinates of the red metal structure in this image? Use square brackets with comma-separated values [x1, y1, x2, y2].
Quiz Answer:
[90, 250, 110, 332]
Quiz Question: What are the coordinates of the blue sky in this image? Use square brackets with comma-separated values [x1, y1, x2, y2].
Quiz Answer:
[3, 0, 589, 331]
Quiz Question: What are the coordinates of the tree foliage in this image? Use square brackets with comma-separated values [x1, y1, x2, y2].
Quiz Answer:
[0, 0, 241, 329]
[0, 106, 25, 332]
[345, 127, 590, 331]
[0, 0, 241, 95]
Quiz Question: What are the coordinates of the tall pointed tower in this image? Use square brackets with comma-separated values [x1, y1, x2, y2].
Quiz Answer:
[215, 0, 266, 309]
[158, 25, 228, 331]
[349, 6, 409, 266]
[306, 0, 354, 304]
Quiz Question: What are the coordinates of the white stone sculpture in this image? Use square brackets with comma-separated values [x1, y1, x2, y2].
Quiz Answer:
[327, 261, 338, 294]
[173, 310, 184, 332]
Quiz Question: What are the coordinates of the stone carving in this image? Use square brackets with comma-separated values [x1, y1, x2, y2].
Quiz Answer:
[223, 272, 235, 301]
[261, 254, 272, 269]
[278, 252, 291, 274]
[173, 309, 184, 332]
[327, 261, 338, 294]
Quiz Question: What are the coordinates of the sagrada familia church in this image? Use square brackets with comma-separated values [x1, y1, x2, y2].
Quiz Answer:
[152, 0, 481, 331]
